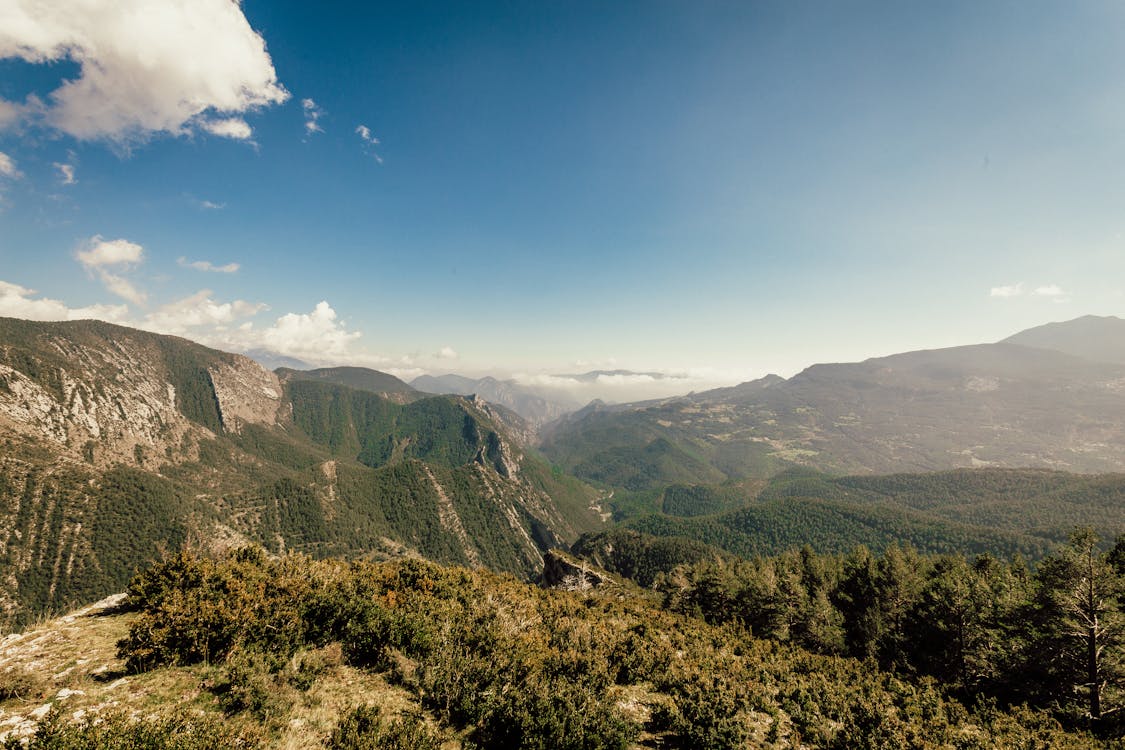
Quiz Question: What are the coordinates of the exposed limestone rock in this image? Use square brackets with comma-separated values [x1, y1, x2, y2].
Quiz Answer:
[0, 331, 282, 466]
[207, 356, 283, 432]
[0, 342, 189, 466]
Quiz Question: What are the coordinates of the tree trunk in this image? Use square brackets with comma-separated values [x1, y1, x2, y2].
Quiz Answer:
[1087, 624, 1101, 719]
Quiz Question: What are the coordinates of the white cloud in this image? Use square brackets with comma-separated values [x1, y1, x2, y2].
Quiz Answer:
[141, 289, 265, 335]
[53, 161, 76, 184]
[97, 273, 146, 306]
[506, 366, 745, 404]
[189, 196, 226, 211]
[1033, 284, 1064, 297]
[990, 282, 1068, 301]
[0, 0, 288, 142]
[76, 237, 143, 267]
[0, 272, 397, 372]
[199, 117, 253, 141]
[356, 124, 383, 163]
[302, 98, 323, 135]
[0, 151, 20, 178]
[177, 257, 240, 274]
[595, 373, 659, 386]
[514, 373, 584, 389]
[0, 99, 21, 129]
[153, 300, 370, 367]
[435, 346, 459, 360]
[255, 301, 362, 362]
[0, 280, 128, 322]
[989, 283, 1024, 298]
[75, 236, 146, 304]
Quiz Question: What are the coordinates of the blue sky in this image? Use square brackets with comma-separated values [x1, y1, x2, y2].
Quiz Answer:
[2, 1, 1124, 391]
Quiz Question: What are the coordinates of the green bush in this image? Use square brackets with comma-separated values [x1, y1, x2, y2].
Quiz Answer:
[326, 706, 442, 750]
[210, 650, 296, 723]
[3, 708, 263, 749]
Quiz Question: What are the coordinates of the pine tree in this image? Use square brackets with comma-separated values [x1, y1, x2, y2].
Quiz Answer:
[1033, 528, 1124, 721]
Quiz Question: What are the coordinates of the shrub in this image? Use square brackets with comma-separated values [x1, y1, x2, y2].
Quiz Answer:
[210, 650, 296, 723]
[326, 706, 442, 750]
[3, 707, 263, 749]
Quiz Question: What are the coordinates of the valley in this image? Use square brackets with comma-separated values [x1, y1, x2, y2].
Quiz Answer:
[0, 314, 1122, 747]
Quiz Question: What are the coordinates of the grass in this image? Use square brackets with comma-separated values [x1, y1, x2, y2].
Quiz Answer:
[0, 596, 445, 749]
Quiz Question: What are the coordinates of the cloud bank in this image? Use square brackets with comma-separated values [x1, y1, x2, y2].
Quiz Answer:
[0, 276, 383, 369]
[0, 281, 129, 322]
[0, 0, 288, 142]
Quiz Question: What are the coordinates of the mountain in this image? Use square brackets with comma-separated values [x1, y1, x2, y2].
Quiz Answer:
[244, 349, 312, 371]
[1003, 314, 1125, 364]
[0, 317, 605, 625]
[541, 319, 1125, 490]
[278, 366, 416, 397]
[411, 373, 576, 427]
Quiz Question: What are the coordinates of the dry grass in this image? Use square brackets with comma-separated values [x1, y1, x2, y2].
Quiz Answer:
[0, 595, 434, 748]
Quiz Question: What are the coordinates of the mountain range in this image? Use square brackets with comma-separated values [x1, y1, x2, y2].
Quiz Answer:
[0, 317, 604, 625]
[411, 373, 576, 427]
[541, 315, 1125, 489]
[2, 313, 1124, 626]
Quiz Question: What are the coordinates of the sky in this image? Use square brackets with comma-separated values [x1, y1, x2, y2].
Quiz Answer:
[2, 0, 1125, 397]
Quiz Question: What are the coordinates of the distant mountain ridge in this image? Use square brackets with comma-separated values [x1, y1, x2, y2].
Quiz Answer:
[541, 316, 1125, 488]
[1003, 314, 1125, 364]
[412, 373, 576, 427]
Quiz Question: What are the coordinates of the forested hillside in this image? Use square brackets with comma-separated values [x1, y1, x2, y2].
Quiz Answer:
[570, 528, 1125, 736]
[0, 544, 1119, 747]
[594, 468, 1125, 562]
[0, 318, 605, 626]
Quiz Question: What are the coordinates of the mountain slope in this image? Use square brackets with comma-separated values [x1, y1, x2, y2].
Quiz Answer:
[277, 366, 416, 397]
[0, 317, 604, 625]
[411, 373, 575, 427]
[541, 323, 1125, 487]
[1003, 314, 1125, 364]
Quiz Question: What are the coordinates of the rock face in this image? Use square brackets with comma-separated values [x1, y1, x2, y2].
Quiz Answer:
[207, 355, 283, 433]
[0, 319, 281, 466]
[540, 549, 612, 591]
[0, 342, 186, 466]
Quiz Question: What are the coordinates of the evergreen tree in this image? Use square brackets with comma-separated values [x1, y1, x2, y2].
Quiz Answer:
[1032, 528, 1124, 721]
